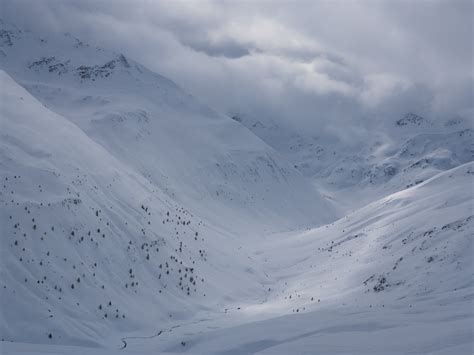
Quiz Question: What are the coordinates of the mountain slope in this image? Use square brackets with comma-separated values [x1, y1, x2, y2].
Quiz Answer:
[0, 70, 270, 346]
[0, 20, 336, 234]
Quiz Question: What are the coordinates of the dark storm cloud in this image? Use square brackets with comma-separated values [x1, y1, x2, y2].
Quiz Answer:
[1, 0, 472, 133]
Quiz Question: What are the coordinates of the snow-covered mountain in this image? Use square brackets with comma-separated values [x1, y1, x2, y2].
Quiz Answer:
[0, 20, 335, 234]
[1, 20, 473, 355]
[0, 20, 335, 346]
[233, 112, 473, 212]
[0, 70, 273, 346]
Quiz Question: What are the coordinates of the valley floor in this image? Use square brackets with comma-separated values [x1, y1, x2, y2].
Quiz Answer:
[2, 298, 472, 355]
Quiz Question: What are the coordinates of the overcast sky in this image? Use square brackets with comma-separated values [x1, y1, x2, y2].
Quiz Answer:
[3, 0, 473, 133]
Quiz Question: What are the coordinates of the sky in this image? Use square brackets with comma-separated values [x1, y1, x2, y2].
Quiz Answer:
[2, 0, 473, 134]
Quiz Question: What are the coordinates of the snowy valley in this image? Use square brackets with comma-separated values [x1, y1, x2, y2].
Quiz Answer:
[0, 19, 473, 355]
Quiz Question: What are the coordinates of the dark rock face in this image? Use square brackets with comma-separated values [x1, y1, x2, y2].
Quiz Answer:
[396, 113, 429, 127]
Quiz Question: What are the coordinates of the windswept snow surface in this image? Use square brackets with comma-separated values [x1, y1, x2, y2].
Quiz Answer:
[1, 21, 473, 355]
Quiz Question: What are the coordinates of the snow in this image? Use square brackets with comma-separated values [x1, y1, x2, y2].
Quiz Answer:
[0, 20, 336, 234]
[1, 20, 473, 354]
[232, 112, 473, 214]
[0, 69, 269, 346]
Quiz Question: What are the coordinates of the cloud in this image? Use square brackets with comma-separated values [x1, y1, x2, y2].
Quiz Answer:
[2, 0, 472, 134]
[179, 36, 251, 59]
[360, 74, 413, 109]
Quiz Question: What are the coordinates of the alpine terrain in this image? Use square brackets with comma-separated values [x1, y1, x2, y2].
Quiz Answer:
[0, 19, 473, 355]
